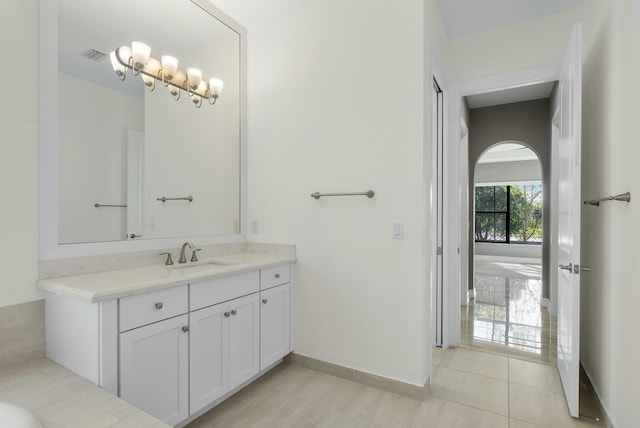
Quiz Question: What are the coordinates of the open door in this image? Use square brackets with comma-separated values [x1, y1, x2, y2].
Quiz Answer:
[126, 129, 145, 240]
[556, 23, 582, 418]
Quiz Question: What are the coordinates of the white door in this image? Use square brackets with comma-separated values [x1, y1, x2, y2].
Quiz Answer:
[228, 293, 260, 389]
[556, 23, 582, 418]
[120, 314, 189, 425]
[260, 284, 291, 370]
[190, 303, 229, 414]
[126, 129, 144, 240]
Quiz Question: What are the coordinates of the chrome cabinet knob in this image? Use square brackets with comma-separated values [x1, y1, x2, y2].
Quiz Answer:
[262, 299, 268, 304]
[275, 273, 280, 279]
[231, 309, 237, 316]
[181, 326, 189, 332]
[224, 312, 230, 317]
[155, 302, 163, 309]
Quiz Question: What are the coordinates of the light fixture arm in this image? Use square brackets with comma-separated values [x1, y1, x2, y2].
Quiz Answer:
[111, 44, 222, 108]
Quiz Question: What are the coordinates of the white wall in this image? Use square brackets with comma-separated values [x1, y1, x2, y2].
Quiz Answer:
[474, 160, 541, 184]
[448, 8, 581, 82]
[580, 1, 640, 426]
[475, 242, 541, 260]
[58, 73, 144, 243]
[0, 0, 41, 308]
[245, 0, 447, 386]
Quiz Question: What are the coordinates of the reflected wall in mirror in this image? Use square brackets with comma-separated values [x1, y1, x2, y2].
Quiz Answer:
[57, 0, 241, 244]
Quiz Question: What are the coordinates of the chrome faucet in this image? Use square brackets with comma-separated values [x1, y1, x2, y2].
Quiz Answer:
[179, 242, 195, 263]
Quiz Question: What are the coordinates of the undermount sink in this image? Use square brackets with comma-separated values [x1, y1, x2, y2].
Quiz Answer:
[169, 261, 234, 274]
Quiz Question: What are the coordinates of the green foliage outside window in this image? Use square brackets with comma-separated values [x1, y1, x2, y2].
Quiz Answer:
[475, 184, 542, 244]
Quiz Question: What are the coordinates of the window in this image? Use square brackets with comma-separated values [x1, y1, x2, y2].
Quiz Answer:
[475, 184, 542, 244]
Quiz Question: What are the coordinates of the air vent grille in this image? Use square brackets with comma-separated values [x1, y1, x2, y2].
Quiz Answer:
[80, 48, 107, 62]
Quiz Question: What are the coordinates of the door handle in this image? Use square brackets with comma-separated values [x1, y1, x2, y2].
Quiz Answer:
[559, 263, 573, 271]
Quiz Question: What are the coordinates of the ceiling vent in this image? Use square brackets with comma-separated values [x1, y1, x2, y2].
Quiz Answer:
[80, 48, 107, 62]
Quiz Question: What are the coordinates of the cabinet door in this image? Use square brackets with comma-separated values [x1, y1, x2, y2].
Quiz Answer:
[120, 314, 189, 426]
[260, 284, 291, 370]
[189, 302, 229, 415]
[228, 293, 260, 389]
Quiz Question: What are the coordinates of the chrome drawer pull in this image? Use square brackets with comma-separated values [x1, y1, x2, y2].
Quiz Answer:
[155, 302, 163, 309]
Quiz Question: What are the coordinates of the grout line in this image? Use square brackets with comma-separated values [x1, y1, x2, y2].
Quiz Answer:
[507, 356, 511, 427]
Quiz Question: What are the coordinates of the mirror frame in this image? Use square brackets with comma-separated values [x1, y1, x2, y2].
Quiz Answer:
[39, 0, 247, 259]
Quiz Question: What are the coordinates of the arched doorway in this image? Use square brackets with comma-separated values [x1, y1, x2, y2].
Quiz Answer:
[462, 141, 554, 360]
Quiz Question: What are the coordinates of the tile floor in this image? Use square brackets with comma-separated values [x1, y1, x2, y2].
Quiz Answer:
[461, 259, 557, 364]
[187, 347, 599, 428]
[187, 259, 602, 427]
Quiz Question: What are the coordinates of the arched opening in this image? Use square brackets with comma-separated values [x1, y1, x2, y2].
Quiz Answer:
[462, 141, 550, 357]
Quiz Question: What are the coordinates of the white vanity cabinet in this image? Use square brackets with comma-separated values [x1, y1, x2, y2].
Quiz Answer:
[189, 274, 260, 415]
[120, 314, 189, 426]
[260, 265, 291, 370]
[42, 261, 293, 427]
[118, 285, 190, 426]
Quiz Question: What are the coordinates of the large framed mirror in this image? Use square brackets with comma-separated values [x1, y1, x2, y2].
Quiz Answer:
[40, 0, 246, 259]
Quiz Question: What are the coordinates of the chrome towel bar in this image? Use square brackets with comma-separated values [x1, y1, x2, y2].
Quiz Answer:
[157, 196, 194, 203]
[583, 192, 631, 206]
[94, 203, 127, 208]
[311, 190, 374, 200]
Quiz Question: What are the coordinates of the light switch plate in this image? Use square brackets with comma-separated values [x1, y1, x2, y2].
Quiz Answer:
[392, 222, 404, 239]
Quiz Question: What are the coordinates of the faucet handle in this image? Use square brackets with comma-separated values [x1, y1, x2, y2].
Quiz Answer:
[191, 248, 202, 262]
[159, 252, 174, 265]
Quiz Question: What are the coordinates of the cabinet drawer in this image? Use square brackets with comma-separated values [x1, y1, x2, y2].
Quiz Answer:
[260, 265, 290, 290]
[190, 271, 259, 311]
[119, 285, 188, 332]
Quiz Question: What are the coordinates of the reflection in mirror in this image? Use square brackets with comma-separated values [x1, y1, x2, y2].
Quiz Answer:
[57, 0, 241, 244]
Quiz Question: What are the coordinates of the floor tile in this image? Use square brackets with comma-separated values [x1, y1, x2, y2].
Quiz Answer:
[509, 358, 563, 393]
[509, 382, 574, 427]
[509, 418, 544, 428]
[462, 260, 557, 364]
[440, 347, 508, 380]
[430, 366, 509, 416]
[413, 395, 508, 428]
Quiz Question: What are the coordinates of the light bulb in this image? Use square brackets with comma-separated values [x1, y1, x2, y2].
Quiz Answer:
[131, 41, 150, 70]
[187, 67, 202, 91]
[209, 78, 224, 98]
[110, 51, 125, 79]
[161, 55, 178, 80]
[141, 73, 155, 91]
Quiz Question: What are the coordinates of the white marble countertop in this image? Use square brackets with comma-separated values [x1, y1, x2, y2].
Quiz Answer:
[37, 252, 296, 303]
[0, 358, 169, 428]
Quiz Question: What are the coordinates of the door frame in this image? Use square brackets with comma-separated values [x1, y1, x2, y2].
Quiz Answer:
[443, 64, 561, 347]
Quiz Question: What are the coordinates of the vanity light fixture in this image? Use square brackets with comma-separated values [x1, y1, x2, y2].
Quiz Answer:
[109, 41, 223, 108]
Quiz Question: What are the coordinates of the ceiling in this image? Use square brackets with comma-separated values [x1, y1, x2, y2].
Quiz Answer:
[436, 0, 584, 39]
[477, 143, 539, 164]
[466, 81, 555, 109]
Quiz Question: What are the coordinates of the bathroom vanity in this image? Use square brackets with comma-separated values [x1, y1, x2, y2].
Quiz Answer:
[38, 252, 295, 427]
